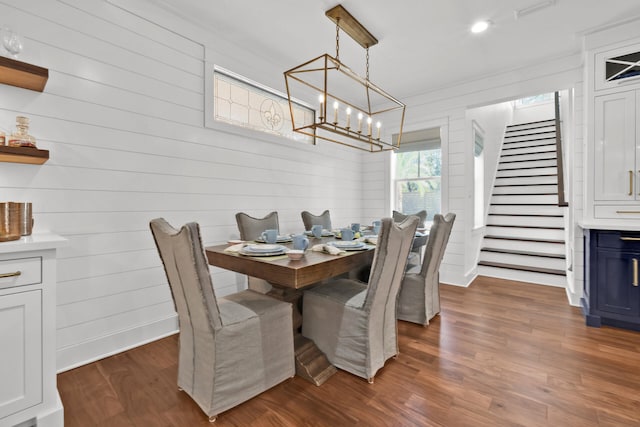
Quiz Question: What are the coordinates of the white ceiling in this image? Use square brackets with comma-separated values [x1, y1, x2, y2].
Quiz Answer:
[156, 0, 640, 100]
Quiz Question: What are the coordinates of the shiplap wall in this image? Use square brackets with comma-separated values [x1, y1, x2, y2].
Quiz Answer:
[0, 0, 366, 371]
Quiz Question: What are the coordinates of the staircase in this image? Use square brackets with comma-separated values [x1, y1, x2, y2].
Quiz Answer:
[478, 119, 567, 287]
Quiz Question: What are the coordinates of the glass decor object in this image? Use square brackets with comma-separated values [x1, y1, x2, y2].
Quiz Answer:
[7, 116, 36, 148]
[1, 27, 23, 59]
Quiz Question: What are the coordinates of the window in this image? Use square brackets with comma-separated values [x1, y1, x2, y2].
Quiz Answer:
[209, 66, 315, 143]
[393, 128, 441, 220]
[473, 121, 485, 228]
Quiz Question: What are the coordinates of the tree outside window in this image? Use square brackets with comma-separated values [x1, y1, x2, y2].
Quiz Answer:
[394, 149, 441, 220]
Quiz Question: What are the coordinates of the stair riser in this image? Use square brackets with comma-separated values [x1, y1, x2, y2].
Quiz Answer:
[504, 131, 556, 142]
[501, 152, 557, 163]
[497, 167, 557, 178]
[477, 266, 567, 287]
[479, 251, 566, 270]
[495, 176, 557, 186]
[489, 205, 564, 216]
[491, 194, 558, 204]
[487, 215, 564, 228]
[502, 139, 557, 150]
[482, 237, 565, 254]
[499, 159, 557, 170]
[502, 145, 556, 156]
[485, 226, 564, 240]
[493, 185, 558, 195]
[505, 122, 555, 133]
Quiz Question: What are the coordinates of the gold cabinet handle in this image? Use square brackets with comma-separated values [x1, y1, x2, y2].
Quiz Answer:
[0, 271, 21, 279]
[620, 237, 640, 241]
[629, 170, 634, 196]
[634, 259, 639, 287]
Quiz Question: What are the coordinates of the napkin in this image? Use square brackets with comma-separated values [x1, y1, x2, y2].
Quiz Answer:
[224, 243, 246, 253]
[363, 236, 378, 245]
[311, 243, 346, 255]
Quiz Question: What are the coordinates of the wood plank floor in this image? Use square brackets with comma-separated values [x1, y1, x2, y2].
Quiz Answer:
[57, 276, 640, 426]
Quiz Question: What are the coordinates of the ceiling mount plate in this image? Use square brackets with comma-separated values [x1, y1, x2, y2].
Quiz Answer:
[325, 4, 378, 49]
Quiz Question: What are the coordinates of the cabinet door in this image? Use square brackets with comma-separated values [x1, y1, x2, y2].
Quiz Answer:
[594, 91, 637, 201]
[596, 249, 640, 317]
[0, 290, 42, 420]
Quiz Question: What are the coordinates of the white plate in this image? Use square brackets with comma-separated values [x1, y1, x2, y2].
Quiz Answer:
[304, 230, 334, 237]
[239, 248, 286, 257]
[329, 241, 365, 249]
[244, 244, 284, 252]
[255, 236, 292, 243]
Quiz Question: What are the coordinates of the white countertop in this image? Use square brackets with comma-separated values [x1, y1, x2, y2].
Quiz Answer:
[578, 221, 640, 231]
[0, 233, 68, 254]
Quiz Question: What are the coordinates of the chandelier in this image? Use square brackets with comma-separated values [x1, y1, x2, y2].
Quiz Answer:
[284, 5, 406, 152]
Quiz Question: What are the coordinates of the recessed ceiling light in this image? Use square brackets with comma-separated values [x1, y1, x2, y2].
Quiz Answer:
[470, 20, 490, 34]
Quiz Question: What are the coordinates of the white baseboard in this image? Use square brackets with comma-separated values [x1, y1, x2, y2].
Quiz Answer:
[56, 314, 178, 373]
[441, 266, 476, 287]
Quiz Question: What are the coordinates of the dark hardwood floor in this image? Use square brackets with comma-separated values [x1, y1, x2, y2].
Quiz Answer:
[57, 276, 640, 426]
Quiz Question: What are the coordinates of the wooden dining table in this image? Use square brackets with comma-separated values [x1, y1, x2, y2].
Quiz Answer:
[205, 236, 375, 386]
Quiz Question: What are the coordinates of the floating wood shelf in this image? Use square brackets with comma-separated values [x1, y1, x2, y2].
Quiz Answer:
[0, 56, 48, 92]
[0, 145, 49, 164]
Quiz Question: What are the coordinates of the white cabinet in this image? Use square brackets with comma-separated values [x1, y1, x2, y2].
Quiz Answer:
[0, 234, 66, 427]
[587, 38, 640, 223]
[0, 290, 42, 420]
[593, 90, 639, 202]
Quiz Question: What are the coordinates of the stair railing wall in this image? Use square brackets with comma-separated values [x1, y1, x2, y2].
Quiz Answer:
[554, 91, 568, 207]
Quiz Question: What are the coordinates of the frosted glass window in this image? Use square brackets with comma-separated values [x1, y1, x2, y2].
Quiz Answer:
[213, 69, 315, 144]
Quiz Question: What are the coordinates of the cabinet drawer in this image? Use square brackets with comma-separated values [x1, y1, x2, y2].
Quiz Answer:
[0, 257, 42, 291]
[595, 205, 640, 219]
[595, 231, 640, 251]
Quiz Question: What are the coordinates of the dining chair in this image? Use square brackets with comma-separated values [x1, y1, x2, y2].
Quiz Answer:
[397, 213, 456, 326]
[235, 211, 279, 293]
[301, 216, 419, 383]
[392, 209, 428, 268]
[301, 209, 332, 231]
[150, 218, 294, 422]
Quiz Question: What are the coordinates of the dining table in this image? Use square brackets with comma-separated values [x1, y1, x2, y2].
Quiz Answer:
[205, 236, 376, 386]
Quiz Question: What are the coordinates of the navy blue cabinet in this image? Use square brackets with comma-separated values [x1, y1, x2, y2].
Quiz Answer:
[583, 229, 640, 330]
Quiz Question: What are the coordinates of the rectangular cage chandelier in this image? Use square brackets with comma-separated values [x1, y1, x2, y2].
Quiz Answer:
[284, 4, 406, 152]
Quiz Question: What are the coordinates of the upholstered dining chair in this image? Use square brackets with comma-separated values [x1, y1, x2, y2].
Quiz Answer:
[301, 216, 419, 383]
[397, 213, 456, 326]
[392, 209, 428, 268]
[301, 209, 332, 231]
[150, 218, 294, 422]
[235, 211, 279, 293]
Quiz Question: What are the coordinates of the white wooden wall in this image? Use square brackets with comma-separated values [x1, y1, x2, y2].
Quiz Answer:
[0, 0, 364, 371]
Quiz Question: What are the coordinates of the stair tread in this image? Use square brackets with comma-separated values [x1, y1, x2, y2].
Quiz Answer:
[496, 173, 558, 178]
[484, 235, 564, 244]
[492, 193, 558, 196]
[478, 260, 566, 276]
[481, 247, 565, 259]
[494, 183, 557, 187]
[486, 224, 564, 230]
[502, 143, 557, 151]
[506, 119, 556, 129]
[500, 151, 557, 158]
[498, 166, 557, 171]
[503, 136, 557, 144]
[488, 213, 563, 217]
[499, 157, 556, 164]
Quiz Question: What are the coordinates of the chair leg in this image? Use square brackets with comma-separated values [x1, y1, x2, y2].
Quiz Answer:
[209, 415, 217, 423]
[368, 377, 374, 384]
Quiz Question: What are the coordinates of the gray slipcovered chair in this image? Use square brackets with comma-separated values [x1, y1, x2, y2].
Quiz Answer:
[301, 209, 332, 231]
[392, 209, 428, 268]
[301, 216, 419, 383]
[235, 211, 279, 293]
[397, 213, 456, 326]
[150, 218, 294, 422]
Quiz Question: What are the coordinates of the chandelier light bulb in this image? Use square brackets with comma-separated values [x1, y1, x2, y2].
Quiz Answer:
[471, 20, 490, 34]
